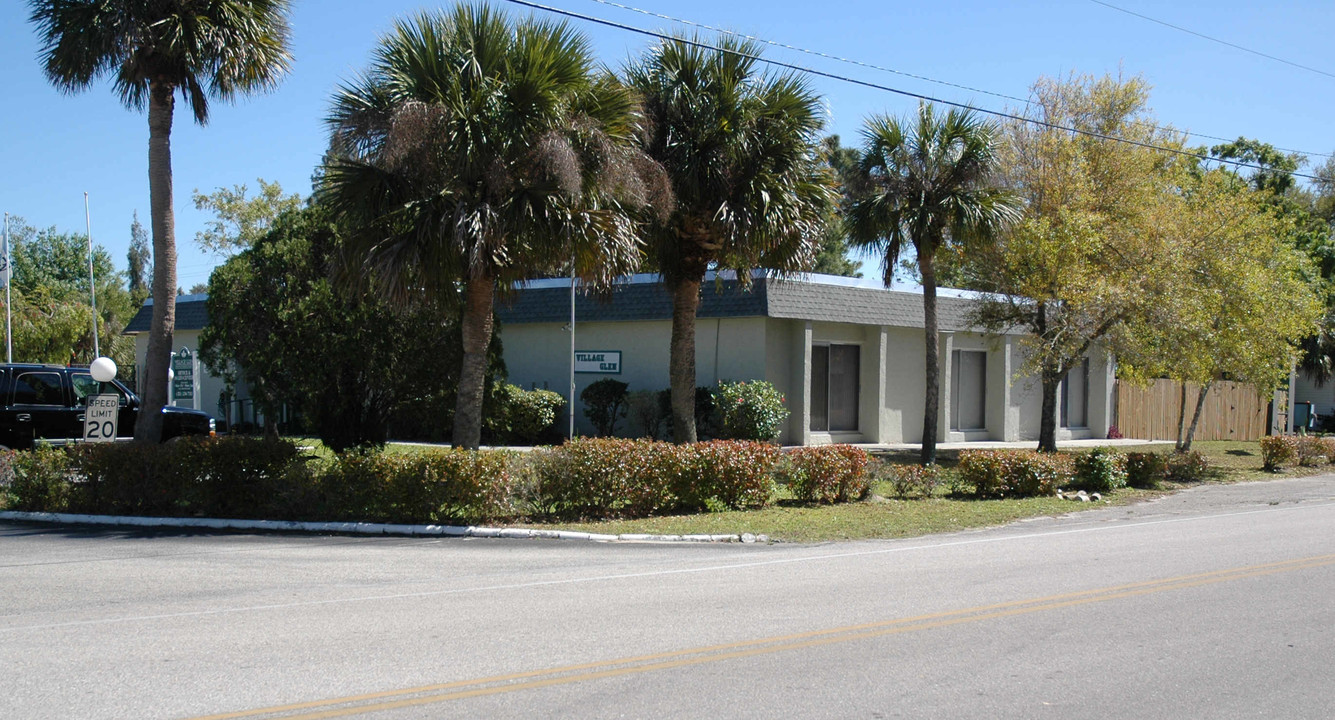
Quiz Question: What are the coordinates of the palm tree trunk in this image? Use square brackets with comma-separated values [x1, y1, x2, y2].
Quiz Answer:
[668, 276, 701, 443]
[920, 251, 939, 465]
[454, 274, 495, 449]
[135, 81, 177, 444]
[1181, 380, 1212, 454]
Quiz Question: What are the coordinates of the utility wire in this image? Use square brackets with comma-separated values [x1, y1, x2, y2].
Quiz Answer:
[501, 0, 1325, 182]
[1089, 0, 1335, 81]
[583, 0, 1332, 160]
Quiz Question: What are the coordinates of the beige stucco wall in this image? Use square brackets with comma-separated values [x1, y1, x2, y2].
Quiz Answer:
[499, 317, 771, 438]
[498, 315, 1117, 446]
[130, 329, 229, 421]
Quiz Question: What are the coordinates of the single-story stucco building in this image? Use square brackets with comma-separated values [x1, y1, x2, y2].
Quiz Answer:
[125, 294, 266, 428]
[496, 272, 1115, 445]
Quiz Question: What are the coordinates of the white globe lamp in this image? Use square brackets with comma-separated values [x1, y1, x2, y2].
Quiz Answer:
[90, 356, 118, 383]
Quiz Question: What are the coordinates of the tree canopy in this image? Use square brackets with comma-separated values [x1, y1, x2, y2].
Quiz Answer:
[625, 34, 834, 441]
[319, 3, 660, 448]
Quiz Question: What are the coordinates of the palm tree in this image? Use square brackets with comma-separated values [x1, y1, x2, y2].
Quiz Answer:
[625, 36, 834, 442]
[847, 103, 1019, 464]
[29, 0, 293, 443]
[318, 4, 659, 449]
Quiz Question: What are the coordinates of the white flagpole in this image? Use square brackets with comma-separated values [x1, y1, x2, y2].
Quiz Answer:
[84, 192, 100, 359]
[2, 212, 10, 363]
[569, 256, 576, 439]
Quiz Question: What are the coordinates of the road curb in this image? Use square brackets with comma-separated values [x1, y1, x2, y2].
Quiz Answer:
[0, 511, 768, 544]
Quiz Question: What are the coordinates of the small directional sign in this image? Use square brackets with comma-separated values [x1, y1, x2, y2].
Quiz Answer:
[83, 394, 119, 442]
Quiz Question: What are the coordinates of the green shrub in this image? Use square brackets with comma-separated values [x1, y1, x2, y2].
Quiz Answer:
[658, 387, 719, 441]
[680, 441, 780, 511]
[490, 384, 565, 445]
[582, 379, 629, 437]
[713, 380, 790, 441]
[1165, 450, 1210, 483]
[530, 438, 778, 518]
[784, 445, 870, 503]
[1071, 448, 1128, 492]
[1260, 435, 1298, 471]
[321, 448, 516, 523]
[957, 450, 1075, 498]
[71, 441, 191, 515]
[1295, 435, 1332, 467]
[626, 390, 664, 439]
[7, 446, 74, 512]
[1125, 452, 1168, 489]
[882, 462, 944, 499]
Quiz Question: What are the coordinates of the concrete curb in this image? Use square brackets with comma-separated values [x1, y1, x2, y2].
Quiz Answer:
[0, 511, 768, 544]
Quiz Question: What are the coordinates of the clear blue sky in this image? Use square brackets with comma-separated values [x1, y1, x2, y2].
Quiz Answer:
[2, 0, 1332, 291]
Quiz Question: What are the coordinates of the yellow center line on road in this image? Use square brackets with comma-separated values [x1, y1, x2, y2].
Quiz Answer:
[185, 553, 1335, 720]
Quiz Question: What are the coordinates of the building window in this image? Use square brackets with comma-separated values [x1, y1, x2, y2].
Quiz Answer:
[811, 344, 859, 432]
[1061, 358, 1090, 428]
[951, 350, 986, 431]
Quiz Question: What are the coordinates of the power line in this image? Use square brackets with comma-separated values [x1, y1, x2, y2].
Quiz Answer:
[500, 0, 1325, 182]
[582, 0, 1332, 160]
[1088, 0, 1335, 81]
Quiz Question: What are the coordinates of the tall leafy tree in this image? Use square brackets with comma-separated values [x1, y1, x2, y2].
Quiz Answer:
[192, 178, 304, 256]
[812, 135, 863, 277]
[969, 74, 1181, 452]
[847, 103, 1018, 464]
[126, 211, 151, 306]
[625, 35, 834, 442]
[319, 4, 659, 448]
[3, 217, 135, 368]
[1114, 168, 1321, 452]
[29, 0, 294, 443]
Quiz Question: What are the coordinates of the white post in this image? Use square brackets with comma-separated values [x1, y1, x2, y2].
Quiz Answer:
[2, 212, 10, 363]
[84, 192, 100, 359]
[569, 260, 576, 439]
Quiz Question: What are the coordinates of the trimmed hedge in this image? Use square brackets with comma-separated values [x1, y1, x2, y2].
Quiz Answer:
[0, 437, 888, 524]
[957, 450, 1075, 499]
[783, 445, 871, 503]
[528, 438, 780, 519]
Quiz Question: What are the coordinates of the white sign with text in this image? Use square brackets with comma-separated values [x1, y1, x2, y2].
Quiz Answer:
[83, 394, 119, 442]
[574, 350, 621, 374]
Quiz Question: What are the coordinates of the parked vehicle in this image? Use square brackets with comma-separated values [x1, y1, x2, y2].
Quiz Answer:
[0, 363, 215, 449]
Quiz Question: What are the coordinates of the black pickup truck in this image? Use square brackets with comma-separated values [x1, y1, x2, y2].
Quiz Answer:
[0, 363, 216, 449]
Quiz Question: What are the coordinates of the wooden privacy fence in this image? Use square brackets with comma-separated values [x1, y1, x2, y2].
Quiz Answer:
[1115, 379, 1271, 442]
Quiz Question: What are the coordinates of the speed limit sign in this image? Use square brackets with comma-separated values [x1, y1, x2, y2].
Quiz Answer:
[84, 394, 120, 442]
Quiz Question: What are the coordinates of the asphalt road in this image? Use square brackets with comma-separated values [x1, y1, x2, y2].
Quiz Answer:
[3, 476, 1334, 719]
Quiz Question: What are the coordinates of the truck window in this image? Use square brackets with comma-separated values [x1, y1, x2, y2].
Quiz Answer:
[14, 372, 65, 406]
[72, 373, 129, 407]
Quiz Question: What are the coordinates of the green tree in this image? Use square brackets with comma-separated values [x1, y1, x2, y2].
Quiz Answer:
[200, 206, 502, 450]
[29, 0, 294, 443]
[127, 211, 151, 306]
[192, 178, 304, 256]
[3, 217, 135, 368]
[1114, 169, 1321, 452]
[625, 35, 834, 442]
[847, 103, 1018, 464]
[969, 74, 1178, 453]
[318, 4, 653, 448]
[812, 135, 862, 277]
